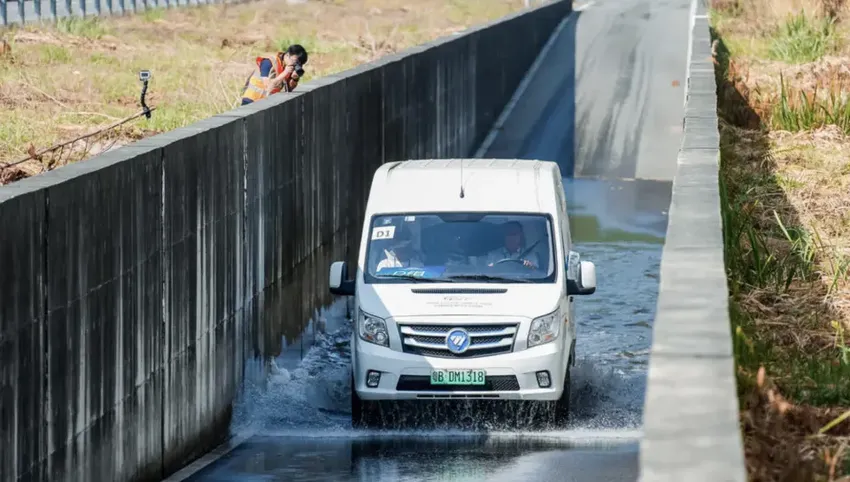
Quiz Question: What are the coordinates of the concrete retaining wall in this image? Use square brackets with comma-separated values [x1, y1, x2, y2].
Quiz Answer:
[0, 2, 572, 481]
[639, 1, 747, 480]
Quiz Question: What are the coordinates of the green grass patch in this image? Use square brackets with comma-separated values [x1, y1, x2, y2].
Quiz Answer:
[38, 44, 72, 63]
[768, 11, 837, 63]
[88, 52, 119, 66]
[771, 73, 850, 134]
[731, 302, 850, 407]
[140, 7, 166, 22]
[55, 17, 110, 39]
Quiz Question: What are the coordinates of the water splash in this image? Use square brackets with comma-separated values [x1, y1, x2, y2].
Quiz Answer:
[229, 241, 660, 438]
[230, 300, 354, 434]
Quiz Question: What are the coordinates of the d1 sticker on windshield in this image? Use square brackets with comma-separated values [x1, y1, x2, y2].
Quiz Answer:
[371, 226, 395, 240]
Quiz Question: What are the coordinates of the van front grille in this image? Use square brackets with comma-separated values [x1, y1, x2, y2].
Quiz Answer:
[397, 323, 518, 358]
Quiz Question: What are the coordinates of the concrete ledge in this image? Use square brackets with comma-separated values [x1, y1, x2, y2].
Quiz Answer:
[0, 2, 573, 481]
[638, 0, 747, 480]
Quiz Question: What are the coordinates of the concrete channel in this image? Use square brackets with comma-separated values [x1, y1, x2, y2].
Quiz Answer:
[0, 0, 744, 481]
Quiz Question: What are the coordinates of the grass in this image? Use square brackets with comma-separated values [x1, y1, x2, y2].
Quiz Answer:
[711, 0, 850, 479]
[768, 11, 837, 63]
[771, 72, 850, 133]
[0, 0, 528, 183]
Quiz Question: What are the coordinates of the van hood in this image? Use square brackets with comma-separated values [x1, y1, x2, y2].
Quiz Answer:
[357, 283, 562, 319]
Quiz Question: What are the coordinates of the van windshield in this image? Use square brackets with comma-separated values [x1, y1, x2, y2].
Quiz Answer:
[364, 212, 557, 284]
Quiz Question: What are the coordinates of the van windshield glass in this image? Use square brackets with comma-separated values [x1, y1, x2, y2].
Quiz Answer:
[364, 213, 557, 284]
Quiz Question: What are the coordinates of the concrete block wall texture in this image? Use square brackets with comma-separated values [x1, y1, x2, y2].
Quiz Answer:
[0, 1, 572, 481]
[638, 1, 747, 481]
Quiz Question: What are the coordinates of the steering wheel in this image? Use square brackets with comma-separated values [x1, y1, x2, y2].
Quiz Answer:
[494, 258, 526, 265]
[493, 258, 538, 271]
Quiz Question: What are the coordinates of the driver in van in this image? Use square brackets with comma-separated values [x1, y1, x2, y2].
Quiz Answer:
[377, 228, 424, 271]
[485, 221, 539, 269]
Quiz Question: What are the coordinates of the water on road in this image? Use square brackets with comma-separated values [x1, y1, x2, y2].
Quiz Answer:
[175, 177, 668, 482]
[169, 0, 689, 478]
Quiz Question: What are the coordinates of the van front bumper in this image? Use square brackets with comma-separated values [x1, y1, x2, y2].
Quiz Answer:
[352, 336, 568, 401]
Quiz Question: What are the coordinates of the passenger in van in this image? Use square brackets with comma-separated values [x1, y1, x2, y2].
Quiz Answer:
[377, 233, 424, 271]
[485, 221, 539, 269]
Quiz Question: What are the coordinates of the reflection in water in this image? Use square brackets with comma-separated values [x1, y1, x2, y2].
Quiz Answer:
[564, 177, 672, 244]
[186, 435, 638, 482]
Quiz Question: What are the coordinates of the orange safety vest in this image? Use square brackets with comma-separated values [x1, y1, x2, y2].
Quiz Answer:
[241, 53, 286, 102]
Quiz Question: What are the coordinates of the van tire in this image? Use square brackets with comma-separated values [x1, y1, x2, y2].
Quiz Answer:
[351, 375, 378, 428]
[351, 376, 365, 428]
[553, 366, 571, 427]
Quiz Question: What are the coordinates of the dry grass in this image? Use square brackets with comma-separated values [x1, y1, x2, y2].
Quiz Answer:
[0, 0, 527, 182]
[712, 0, 850, 479]
[742, 366, 850, 482]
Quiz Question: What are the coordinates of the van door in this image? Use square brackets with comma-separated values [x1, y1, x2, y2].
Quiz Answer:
[554, 176, 576, 363]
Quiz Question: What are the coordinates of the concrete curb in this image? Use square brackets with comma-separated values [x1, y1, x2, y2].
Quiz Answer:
[638, 0, 747, 481]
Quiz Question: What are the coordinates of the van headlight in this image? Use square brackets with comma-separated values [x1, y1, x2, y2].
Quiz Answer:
[527, 310, 561, 348]
[358, 309, 389, 347]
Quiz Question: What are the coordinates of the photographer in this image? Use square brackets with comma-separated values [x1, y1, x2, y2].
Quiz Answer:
[240, 44, 308, 106]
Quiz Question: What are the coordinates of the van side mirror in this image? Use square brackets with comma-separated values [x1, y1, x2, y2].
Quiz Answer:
[577, 261, 596, 295]
[329, 261, 355, 296]
[566, 251, 596, 296]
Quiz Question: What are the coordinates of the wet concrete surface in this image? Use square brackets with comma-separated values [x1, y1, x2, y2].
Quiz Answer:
[181, 435, 639, 482]
[484, 0, 688, 181]
[168, 0, 687, 480]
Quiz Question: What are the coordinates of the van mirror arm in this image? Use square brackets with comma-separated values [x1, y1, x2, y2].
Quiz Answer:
[331, 280, 355, 297]
[329, 261, 356, 296]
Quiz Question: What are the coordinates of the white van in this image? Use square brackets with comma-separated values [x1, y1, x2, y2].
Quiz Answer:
[328, 159, 597, 427]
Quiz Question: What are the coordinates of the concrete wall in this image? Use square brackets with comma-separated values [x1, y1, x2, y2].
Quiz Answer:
[0, 2, 572, 481]
[639, 1, 747, 481]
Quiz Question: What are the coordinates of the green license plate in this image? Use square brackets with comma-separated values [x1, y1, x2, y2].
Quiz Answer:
[430, 369, 487, 385]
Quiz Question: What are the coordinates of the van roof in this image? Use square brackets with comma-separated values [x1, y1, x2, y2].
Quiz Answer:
[366, 159, 564, 214]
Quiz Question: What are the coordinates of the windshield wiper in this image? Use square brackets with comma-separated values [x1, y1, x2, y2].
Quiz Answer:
[446, 274, 532, 283]
[375, 274, 447, 283]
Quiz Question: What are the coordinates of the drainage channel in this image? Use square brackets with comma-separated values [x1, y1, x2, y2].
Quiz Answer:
[165, 0, 689, 477]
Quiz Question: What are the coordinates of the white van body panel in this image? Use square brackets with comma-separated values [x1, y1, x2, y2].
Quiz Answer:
[361, 159, 563, 215]
[348, 159, 581, 402]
